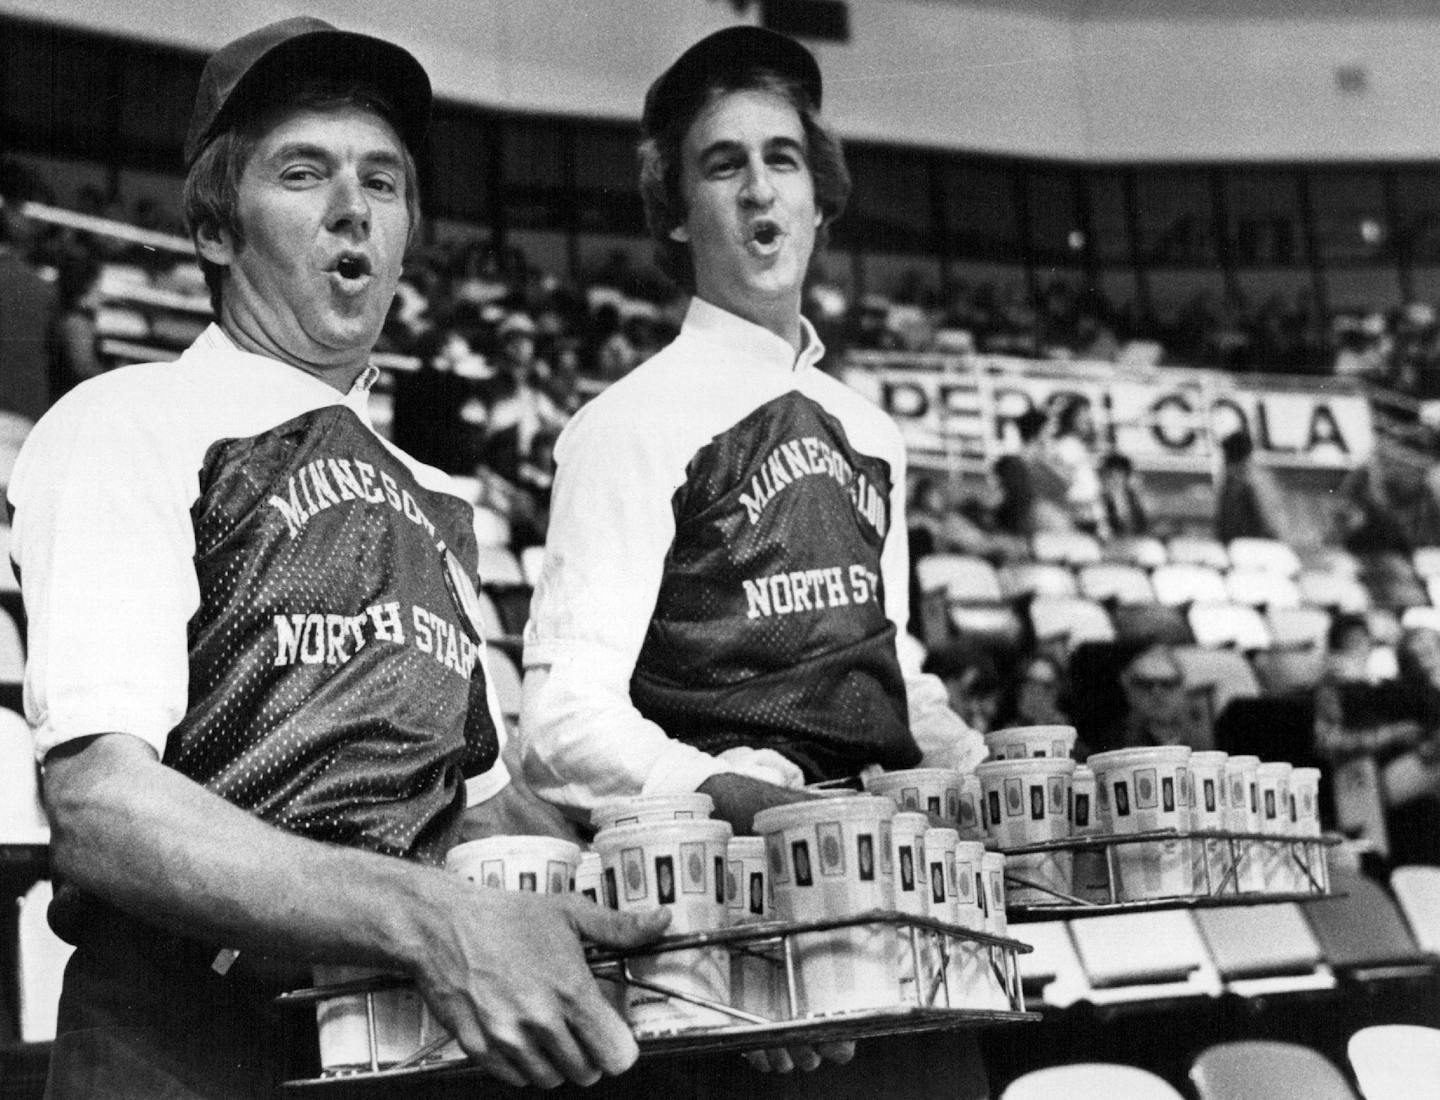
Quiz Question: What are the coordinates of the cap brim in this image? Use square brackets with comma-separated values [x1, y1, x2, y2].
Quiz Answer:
[187, 28, 431, 165]
[643, 26, 821, 137]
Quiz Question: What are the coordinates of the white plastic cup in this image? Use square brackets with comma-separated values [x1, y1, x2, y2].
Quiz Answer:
[1070, 764, 1111, 904]
[975, 757, 1075, 906]
[1223, 754, 1265, 892]
[983, 724, 1077, 761]
[981, 851, 1012, 1009]
[593, 818, 733, 1034]
[863, 767, 963, 823]
[725, 835, 780, 1021]
[919, 827, 960, 1008]
[1255, 762, 1296, 893]
[313, 964, 425, 1073]
[1289, 766, 1328, 892]
[1187, 751, 1232, 896]
[445, 835, 581, 895]
[1087, 746, 1193, 901]
[574, 851, 603, 905]
[756, 796, 897, 1017]
[947, 839, 991, 1009]
[957, 773, 985, 840]
[890, 812, 931, 918]
[591, 792, 714, 832]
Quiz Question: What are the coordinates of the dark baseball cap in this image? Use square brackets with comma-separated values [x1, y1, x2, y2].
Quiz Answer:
[184, 17, 432, 166]
[642, 26, 822, 139]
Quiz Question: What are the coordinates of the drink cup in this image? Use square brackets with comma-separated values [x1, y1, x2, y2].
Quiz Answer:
[983, 724, 1077, 761]
[1186, 751, 1232, 896]
[724, 835, 781, 1021]
[1070, 764, 1111, 904]
[981, 851, 1013, 1009]
[890, 811, 933, 1005]
[1223, 754, 1265, 892]
[593, 818, 733, 1034]
[976, 757, 1075, 906]
[863, 767, 963, 823]
[313, 964, 425, 1073]
[1087, 746, 1193, 901]
[445, 835, 581, 895]
[1289, 766, 1328, 892]
[957, 773, 985, 840]
[1255, 762, 1296, 893]
[756, 796, 897, 1017]
[574, 851, 603, 905]
[591, 792, 714, 832]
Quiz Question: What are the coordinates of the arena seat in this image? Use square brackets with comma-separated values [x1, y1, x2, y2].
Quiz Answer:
[1224, 567, 1302, 610]
[1365, 608, 1402, 645]
[1015, 920, 1090, 1009]
[1110, 602, 1195, 648]
[471, 505, 512, 549]
[17, 879, 73, 1043]
[1175, 646, 1262, 729]
[1226, 537, 1302, 578]
[0, 708, 47, 844]
[1301, 866, 1434, 985]
[1357, 552, 1430, 611]
[1167, 536, 1230, 572]
[1348, 1024, 1440, 1100]
[1190, 904, 1334, 999]
[474, 544, 525, 588]
[1001, 1063, 1186, 1100]
[1029, 596, 1115, 651]
[947, 601, 1027, 656]
[1102, 535, 1168, 569]
[1066, 911, 1220, 1007]
[1077, 563, 1155, 606]
[1412, 546, 1440, 579]
[1252, 606, 1332, 693]
[485, 647, 524, 729]
[1190, 1041, 1358, 1100]
[915, 553, 1003, 602]
[1186, 602, 1272, 652]
[1299, 545, 1361, 578]
[1030, 530, 1103, 567]
[1389, 865, 1440, 954]
[520, 545, 546, 588]
[997, 562, 1077, 601]
[1297, 568, 1371, 613]
[1151, 563, 1229, 607]
[1400, 605, 1440, 633]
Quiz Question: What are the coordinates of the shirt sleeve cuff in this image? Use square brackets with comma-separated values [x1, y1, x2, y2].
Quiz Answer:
[639, 739, 733, 797]
[465, 754, 512, 806]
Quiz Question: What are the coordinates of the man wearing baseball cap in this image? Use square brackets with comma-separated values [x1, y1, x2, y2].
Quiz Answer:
[521, 26, 987, 1087]
[10, 18, 665, 1098]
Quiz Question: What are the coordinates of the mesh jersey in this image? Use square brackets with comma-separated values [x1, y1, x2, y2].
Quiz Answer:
[632, 390, 916, 779]
[177, 405, 498, 863]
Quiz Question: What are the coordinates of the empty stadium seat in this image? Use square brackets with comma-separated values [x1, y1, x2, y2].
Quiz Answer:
[997, 562, 1076, 601]
[1401, 605, 1440, 633]
[1225, 567, 1302, 610]
[1015, 920, 1090, 1009]
[17, 880, 74, 1043]
[947, 601, 1027, 655]
[1151, 563, 1229, 606]
[1077, 563, 1155, 606]
[1002, 1063, 1186, 1100]
[474, 544, 525, 588]
[471, 505, 512, 549]
[1167, 536, 1230, 571]
[1110, 602, 1195, 647]
[1191, 1041, 1359, 1100]
[1226, 537, 1302, 578]
[1389, 865, 1440, 954]
[1187, 602, 1272, 651]
[520, 545, 546, 588]
[1067, 911, 1220, 1006]
[0, 708, 47, 844]
[1174, 645, 1262, 725]
[1031, 530, 1103, 567]
[485, 647, 524, 729]
[1413, 546, 1440, 579]
[472, 589, 508, 640]
[1102, 535, 1168, 569]
[1301, 866, 1434, 984]
[1297, 569, 1371, 613]
[1190, 904, 1334, 998]
[915, 553, 1003, 602]
[1348, 1024, 1440, 1100]
[1029, 596, 1115, 650]
[1299, 545, 1361, 578]
[1253, 606, 1332, 693]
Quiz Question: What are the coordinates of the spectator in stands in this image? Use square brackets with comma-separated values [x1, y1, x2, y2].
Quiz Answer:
[49, 248, 105, 397]
[1002, 653, 1074, 736]
[993, 406, 1072, 539]
[1214, 429, 1284, 543]
[1097, 450, 1150, 538]
[0, 161, 58, 423]
[907, 472, 1028, 564]
[389, 326, 486, 474]
[1334, 441, 1440, 555]
[9, 20, 667, 1097]
[924, 643, 1005, 736]
[1111, 643, 1206, 750]
[522, 28, 990, 1087]
[1044, 393, 1107, 536]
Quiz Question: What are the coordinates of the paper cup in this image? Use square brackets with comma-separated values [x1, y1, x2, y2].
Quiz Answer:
[1186, 751, 1232, 895]
[313, 964, 424, 1073]
[725, 836, 780, 1021]
[890, 812, 931, 918]
[574, 851, 603, 905]
[756, 796, 897, 1017]
[983, 724, 1077, 761]
[445, 835, 581, 895]
[863, 767, 963, 823]
[1223, 754, 1265, 892]
[593, 818, 733, 1034]
[1289, 766, 1328, 892]
[1070, 764, 1111, 904]
[1255, 762, 1297, 893]
[591, 792, 714, 832]
[981, 851, 1012, 1009]
[947, 838, 991, 1009]
[976, 757, 1075, 906]
[1088, 746, 1193, 901]
[957, 773, 985, 840]
[919, 828, 960, 1008]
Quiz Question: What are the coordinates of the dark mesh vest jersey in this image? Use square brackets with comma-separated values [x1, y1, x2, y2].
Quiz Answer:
[171, 405, 498, 865]
[630, 391, 917, 781]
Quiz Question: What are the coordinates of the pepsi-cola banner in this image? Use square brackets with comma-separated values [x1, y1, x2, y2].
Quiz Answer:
[840, 353, 1373, 474]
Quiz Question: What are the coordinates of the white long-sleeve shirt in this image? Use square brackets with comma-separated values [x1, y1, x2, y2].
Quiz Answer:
[520, 299, 984, 817]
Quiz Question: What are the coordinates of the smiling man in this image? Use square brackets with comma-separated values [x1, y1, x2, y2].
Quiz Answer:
[8, 18, 665, 1099]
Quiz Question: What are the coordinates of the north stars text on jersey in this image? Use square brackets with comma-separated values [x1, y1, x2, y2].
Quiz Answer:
[272, 599, 479, 677]
[737, 435, 888, 536]
[742, 563, 881, 621]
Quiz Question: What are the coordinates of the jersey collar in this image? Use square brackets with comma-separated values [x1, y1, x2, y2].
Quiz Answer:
[190, 324, 378, 419]
[684, 297, 826, 374]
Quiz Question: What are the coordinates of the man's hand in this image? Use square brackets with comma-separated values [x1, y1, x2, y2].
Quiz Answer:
[461, 777, 583, 844]
[413, 882, 670, 1088]
[744, 1041, 856, 1074]
[698, 773, 820, 835]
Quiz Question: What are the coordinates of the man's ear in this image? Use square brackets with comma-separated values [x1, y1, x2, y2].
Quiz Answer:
[194, 221, 236, 267]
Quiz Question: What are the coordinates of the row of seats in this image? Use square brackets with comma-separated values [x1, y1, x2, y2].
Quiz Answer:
[1002, 1025, 1440, 1099]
